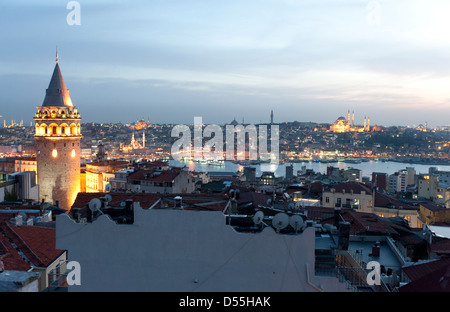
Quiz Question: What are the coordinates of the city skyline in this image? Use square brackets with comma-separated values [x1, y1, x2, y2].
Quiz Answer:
[1, 1, 450, 127]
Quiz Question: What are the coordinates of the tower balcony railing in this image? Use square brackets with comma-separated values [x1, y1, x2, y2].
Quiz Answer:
[35, 133, 82, 138]
[34, 113, 81, 119]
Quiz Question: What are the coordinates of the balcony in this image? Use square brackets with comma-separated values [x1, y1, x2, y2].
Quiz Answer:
[45, 260, 69, 292]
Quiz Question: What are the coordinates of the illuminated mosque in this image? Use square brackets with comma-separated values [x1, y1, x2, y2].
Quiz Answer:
[329, 110, 377, 133]
[121, 130, 146, 153]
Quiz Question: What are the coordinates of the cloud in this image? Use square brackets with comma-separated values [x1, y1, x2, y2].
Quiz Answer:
[1, 0, 450, 127]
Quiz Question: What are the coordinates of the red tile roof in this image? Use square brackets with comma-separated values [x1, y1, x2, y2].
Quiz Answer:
[421, 202, 446, 212]
[328, 182, 373, 195]
[402, 257, 450, 282]
[71, 192, 161, 210]
[87, 160, 129, 167]
[156, 194, 229, 211]
[310, 207, 400, 235]
[127, 167, 183, 183]
[374, 191, 416, 210]
[0, 222, 65, 271]
[0, 227, 30, 271]
[8, 224, 65, 267]
[399, 258, 450, 292]
[71, 192, 229, 215]
[431, 239, 450, 255]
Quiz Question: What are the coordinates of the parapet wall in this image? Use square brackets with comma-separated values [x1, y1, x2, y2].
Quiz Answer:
[56, 207, 348, 292]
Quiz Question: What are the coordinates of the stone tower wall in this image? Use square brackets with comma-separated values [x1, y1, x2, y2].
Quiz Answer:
[35, 135, 81, 211]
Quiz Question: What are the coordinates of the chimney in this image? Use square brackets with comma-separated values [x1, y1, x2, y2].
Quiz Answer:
[334, 207, 341, 227]
[55, 200, 59, 208]
[371, 242, 380, 257]
[174, 196, 183, 209]
[338, 221, 350, 250]
[125, 199, 133, 211]
[15, 214, 23, 226]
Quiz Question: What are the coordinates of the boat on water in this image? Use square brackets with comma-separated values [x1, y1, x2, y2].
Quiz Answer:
[344, 158, 362, 164]
[232, 160, 263, 166]
[319, 158, 337, 163]
[208, 160, 225, 167]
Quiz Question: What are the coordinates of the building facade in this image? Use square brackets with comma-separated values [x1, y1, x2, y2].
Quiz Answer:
[322, 182, 373, 212]
[85, 160, 129, 193]
[126, 167, 195, 194]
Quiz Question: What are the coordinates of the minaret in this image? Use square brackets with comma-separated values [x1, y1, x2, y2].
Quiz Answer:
[270, 110, 274, 124]
[367, 117, 370, 131]
[96, 143, 107, 161]
[352, 111, 355, 127]
[364, 117, 366, 130]
[131, 131, 136, 147]
[142, 130, 145, 148]
[347, 110, 350, 125]
[33, 50, 81, 210]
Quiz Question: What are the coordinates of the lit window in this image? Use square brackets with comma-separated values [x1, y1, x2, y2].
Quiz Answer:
[52, 149, 58, 158]
[71, 149, 76, 158]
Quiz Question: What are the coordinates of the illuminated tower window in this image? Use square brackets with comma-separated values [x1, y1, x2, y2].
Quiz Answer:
[52, 149, 58, 158]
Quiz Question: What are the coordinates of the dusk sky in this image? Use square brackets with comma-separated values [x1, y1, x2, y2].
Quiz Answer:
[1, 0, 450, 127]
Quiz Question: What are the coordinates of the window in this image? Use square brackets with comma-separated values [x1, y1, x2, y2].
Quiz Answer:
[325, 197, 330, 203]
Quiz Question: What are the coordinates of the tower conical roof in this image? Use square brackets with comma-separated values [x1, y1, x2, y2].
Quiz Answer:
[41, 62, 73, 107]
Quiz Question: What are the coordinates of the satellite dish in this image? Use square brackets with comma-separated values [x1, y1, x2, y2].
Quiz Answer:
[266, 198, 272, 206]
[105, 183, 112, 192]
[104, 194, 112, 203]
[133, 185, 141, 192]
[288, 202, 295, 210]
[41, 202, 51, 209]
[253, 211, 264, 225]
[88, 198, 102, 212]
[289, 215, 304, 232]
[272, 213, 289, 231]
